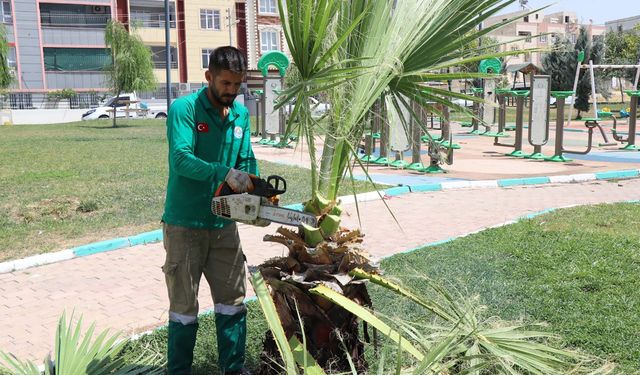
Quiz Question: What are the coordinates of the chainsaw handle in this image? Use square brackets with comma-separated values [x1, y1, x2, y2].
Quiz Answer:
[267, 175, 286, 195]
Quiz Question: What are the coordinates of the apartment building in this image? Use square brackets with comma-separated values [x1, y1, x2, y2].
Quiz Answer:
[605, 15, 640, 32]
[484, 10, 606, 67]
[2, 0, 240, 108]
[2, 0, 114, 108]
[115, 0, 239, 94]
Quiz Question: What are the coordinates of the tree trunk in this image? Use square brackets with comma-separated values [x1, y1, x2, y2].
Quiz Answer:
[112, 89, 120, 128]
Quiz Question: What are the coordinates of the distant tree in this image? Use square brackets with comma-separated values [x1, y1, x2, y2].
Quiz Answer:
[604, 26, 640, 101]
[573, 27, 606, 119]
[104, 20, 156, 128]
[0, 25, 13, 91]
[542, 36, 575, 91]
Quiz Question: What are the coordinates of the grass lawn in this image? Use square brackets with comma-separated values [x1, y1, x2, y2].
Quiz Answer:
[0, 119, 381, 262]
[122, 202, 640, 374]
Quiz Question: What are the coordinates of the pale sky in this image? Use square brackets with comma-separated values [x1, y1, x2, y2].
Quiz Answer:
[499, 0, 638, 25]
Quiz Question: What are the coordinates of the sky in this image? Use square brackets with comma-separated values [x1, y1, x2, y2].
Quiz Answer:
[498, 0, 638, 25]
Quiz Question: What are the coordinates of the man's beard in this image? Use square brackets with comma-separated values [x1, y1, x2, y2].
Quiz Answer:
[209, 85, 235, 107]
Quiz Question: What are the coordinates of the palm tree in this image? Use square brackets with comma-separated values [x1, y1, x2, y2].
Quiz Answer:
[253, 0, 597, 373]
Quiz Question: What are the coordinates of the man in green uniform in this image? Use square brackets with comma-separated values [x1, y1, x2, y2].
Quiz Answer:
[162, 46, 257, 375]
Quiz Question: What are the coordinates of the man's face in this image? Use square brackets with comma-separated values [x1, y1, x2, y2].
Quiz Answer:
[205, 69, 244, 107]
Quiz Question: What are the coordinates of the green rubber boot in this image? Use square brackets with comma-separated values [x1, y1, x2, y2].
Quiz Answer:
[167, 321, 198, 375]
[216, 311, 247, 373]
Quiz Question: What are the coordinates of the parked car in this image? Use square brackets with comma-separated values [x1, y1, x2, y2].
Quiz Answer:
[81, 93, 168, 120]
[283, 97, 330, 118]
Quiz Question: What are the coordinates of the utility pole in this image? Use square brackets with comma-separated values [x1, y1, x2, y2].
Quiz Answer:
[226, 8, 234, 46]
[164, 0, 172, 109]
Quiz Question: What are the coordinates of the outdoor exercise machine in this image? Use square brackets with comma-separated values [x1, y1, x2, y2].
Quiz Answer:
[257, 51, 290, 147]
[475, 58, 510, 138]
[494, 89, 530, 157]
[524, 75, 551, 160]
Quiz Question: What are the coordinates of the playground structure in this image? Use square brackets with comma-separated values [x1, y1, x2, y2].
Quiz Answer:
[255, 51, 290, 148]
[248, 52, 639, 174]
[566, 52, 640, 151]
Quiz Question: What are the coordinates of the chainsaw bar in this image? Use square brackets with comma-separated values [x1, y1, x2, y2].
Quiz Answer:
[258, 205, 318, 227]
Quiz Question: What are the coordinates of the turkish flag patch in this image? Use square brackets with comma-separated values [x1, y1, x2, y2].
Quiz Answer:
[196, 122, 209, 133]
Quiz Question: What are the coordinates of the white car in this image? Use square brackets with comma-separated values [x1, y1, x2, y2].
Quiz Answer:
[81, 93, 168, 120]
[283, 97, 330, 118]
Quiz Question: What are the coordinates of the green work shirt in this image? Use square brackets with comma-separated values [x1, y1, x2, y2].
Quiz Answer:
[162, 87, 259, 229]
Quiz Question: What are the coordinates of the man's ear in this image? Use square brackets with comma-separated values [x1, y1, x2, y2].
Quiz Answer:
[205, 70, 213, 84]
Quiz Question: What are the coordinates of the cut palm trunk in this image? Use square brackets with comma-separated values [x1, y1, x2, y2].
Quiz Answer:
[257, 226, 377, 374]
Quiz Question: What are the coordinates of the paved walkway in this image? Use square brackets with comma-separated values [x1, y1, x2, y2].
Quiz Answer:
[2, 177, 640, 361]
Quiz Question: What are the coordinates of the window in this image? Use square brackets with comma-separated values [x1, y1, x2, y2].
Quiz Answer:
[564, 16, 570, 23]
[540, 35, 547, 43]
[202, 48, 215, 69]
[1, 0, 11, 23]
[518, 31, 532, 43]
[535, 14, 539, 20]
[260, 30, 279, 53]
[43, 48, 111, 71]
[523, 16, 529, 22]
[150, 46, 178, 69]
[40, 4, 111, 28]
[6, 46, 16, 70]
[200, 9, 220, 30]
[259, 0, 277, 14]
[131, 6, 175, 28]
[550, 33, 557, 44]
[617, 25, 623, 32]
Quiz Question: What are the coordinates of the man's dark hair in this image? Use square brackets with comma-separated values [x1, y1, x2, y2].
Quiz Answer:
[208, 46, 247, 74]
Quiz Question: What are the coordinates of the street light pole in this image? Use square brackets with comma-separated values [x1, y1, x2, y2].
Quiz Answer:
[164, 0, 172, 109]
[226, 8, 234, 46]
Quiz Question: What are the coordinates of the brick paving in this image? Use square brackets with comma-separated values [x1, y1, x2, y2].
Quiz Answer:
[2, 177, 640, 361]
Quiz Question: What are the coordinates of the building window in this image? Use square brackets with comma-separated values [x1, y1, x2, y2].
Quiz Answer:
[40, 4, 111, 28]
[1, 0, 12, 24]
[259, 0, 277, 14]
[200, 9, 220, 30]
[617, 25, 623, 32]
[564, 16, 570, 23]
[260, 29, 279, 53]
[43, 48, 111, 71]
[518, 31, 532, 43]
[202, 48, 215, 69]
[523, 16, 529, 22]
[6, 46, 16, 70]
[535, 14, 539, 20]
[540, 35, 547, 43]
[150, 46, 178, 69]
[550, 33, 557, 44]
[131, 6, 176, 28]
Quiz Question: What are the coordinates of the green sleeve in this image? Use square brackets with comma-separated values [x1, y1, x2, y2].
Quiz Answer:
[234, 110, 259, 176]
[167, 100, 230, 182]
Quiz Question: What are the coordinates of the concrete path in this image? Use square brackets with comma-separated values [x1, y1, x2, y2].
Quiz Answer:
[2, 177, 640, 361]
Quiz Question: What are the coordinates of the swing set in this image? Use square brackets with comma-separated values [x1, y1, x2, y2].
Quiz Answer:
[567, 51, 640, 150]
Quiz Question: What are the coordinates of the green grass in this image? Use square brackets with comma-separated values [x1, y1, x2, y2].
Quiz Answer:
[378, 202, 640, 373]
[0, 119, 381, 261]
[118, 202, 640, 374]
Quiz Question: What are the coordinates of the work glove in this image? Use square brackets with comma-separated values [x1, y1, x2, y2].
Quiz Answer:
[225, 168, 254, 193]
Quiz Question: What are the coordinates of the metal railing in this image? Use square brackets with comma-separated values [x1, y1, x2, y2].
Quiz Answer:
[40, 13, 110, 28]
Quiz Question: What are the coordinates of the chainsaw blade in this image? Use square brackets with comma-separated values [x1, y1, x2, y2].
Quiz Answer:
[258, 205, 318, 227]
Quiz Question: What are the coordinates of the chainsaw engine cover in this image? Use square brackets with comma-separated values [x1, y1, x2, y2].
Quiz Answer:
[211, 194, 262, 222]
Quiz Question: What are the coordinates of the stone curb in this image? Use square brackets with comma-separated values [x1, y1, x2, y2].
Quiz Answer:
[1, 168, 638, 274]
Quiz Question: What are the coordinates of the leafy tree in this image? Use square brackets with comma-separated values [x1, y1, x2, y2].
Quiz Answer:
[0, 25, 13, 91]
[252, 1, 611, 373]
[104, 20, 156, 128]
[573, 27, 607, 118]
[542, 36, 575, 91]
[604, 26, 640, 101]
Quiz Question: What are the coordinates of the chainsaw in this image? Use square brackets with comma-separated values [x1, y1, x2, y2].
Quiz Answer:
[211, 175, 318, 228]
